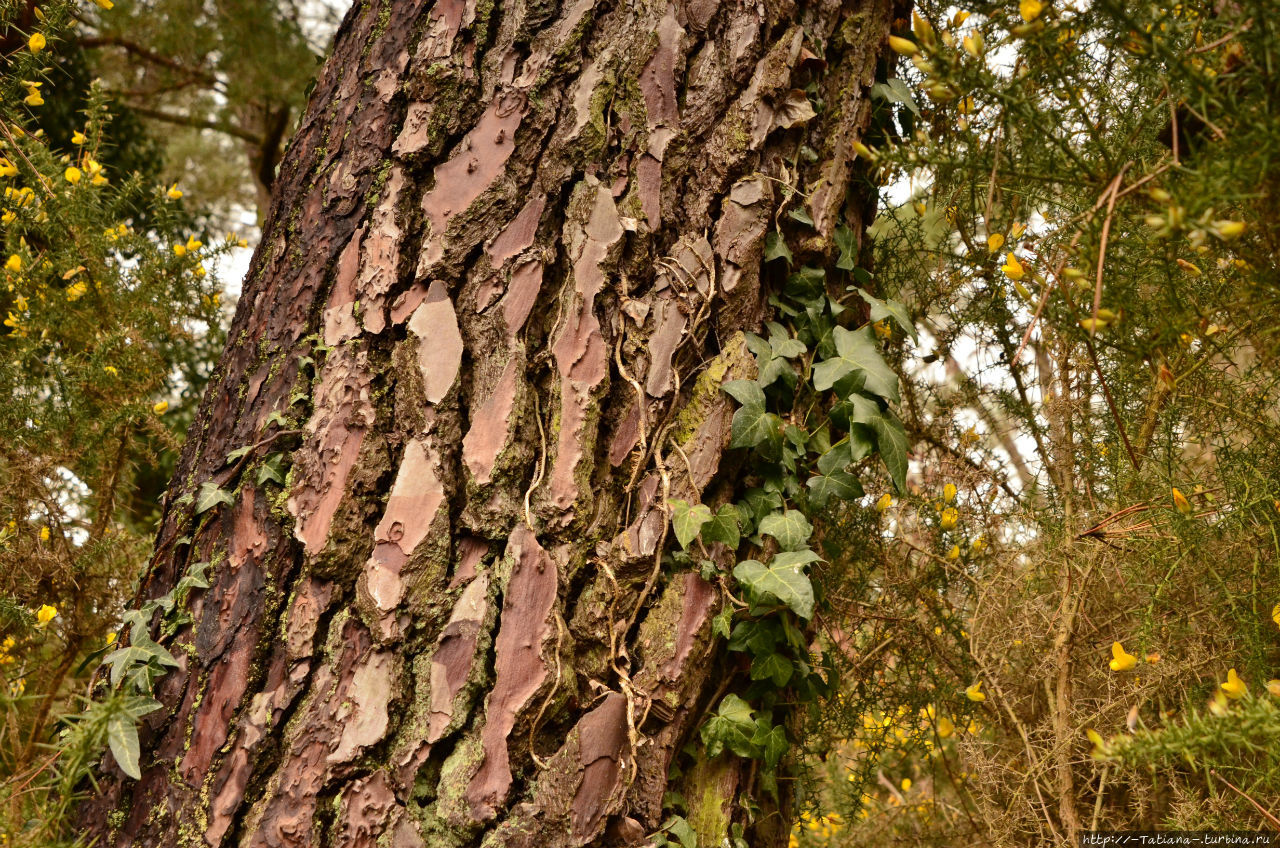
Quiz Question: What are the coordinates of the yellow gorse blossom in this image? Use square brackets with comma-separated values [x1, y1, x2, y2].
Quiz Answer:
[103, 365, 118, 376]
[153, 401, 169, 415]
[5, 254, 21, 273]
[875, 493, 893, 513]
[943, 483, 957, 504]
[946, 544, 959, 560]
[1001, 252, 1025, 280]
[23, 82, 44, 107]
[71, 130, 86, 145]
[1109, 641, 1137, 671]
[0, 158, 16, 179]
[35, 604, 57, 626]
[1172, 487, 1191, 515]
[936, 715, 955, 737]
[987, 232, 1004, 252]
[939, 507, 958, 530]
[94, 0, 115, 8]
[965, 682, 985, 702]
[166, 183, 184, 200]
[1272, 602, 1280, 628]
[888, 35, 920, 56]
[1020, 0, 1044, 23]
[65, 166, 82, 185]
[1221, 668, 1247, 699]
[106, 631, 117, 646]
[28, 32, 46, 53]
[65, 281, 88, 301]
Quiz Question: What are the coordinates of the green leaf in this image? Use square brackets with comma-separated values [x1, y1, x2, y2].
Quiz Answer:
[834, 224, 858, 271]
[194, 481, 234, 515]
[766, 322, 807, 359]
[729, 405, 780, 450]
[712, 609, 733, 640]
[807, 470, 864, 507]
[867, 408, 910, 492]
[721, 380, 765, 407]
[669, 500, 713, 549]
[701, 504, 741, 548]
[788, 206, 814, 228]
[764, 231, 792, 265]
[733, 556, 816, 619]
[701, 694, 757, 758]
[104, 646, 152, 687]
[662, 816, 698, 848]
[755, 722, 790, 768]
[812, 326, 899, 401]
[256, 453, 286, 486]
[225, 445, 254, 463]
[757, 510, 813, 551]
[107, 712, 142, 780]
[855, 290, 918, 342]
[751, 652, 794, 687]
[870, 78, 921, 116]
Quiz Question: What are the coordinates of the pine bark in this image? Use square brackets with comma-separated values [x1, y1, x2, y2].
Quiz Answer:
[81, 0, 897, 844]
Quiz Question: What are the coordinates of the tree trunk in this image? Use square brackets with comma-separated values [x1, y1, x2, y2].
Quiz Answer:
[80, 0, 897, 844]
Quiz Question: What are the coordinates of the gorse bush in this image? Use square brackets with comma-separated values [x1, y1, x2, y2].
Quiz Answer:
[0, 2, 237, 842]
[793, 0, 1280, 844]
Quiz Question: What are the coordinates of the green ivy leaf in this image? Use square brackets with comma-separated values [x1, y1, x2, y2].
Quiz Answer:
[788, 205, 815, 228]
[661, 816, 698, 848]
[751, 652, 794, 687]
[757, 509, 813, 551]
[701, 504, 741, 548]
[812, 326, 899, 402]
[194, 481, 235, 515]
[754, 722, 790, 768]
[256, 453, 286, 486]
[867, 408, 910, 492]
[729, 405, 780, 450]
[712, 608, 733, 640]
[107, 711, 142, 780]
[668, 500, 713, 549]
[734, 554, 817, 619]
[855, 289, 918, 342]
[807, 471, 864, 508]
[764, 231, 792, 266]
[722, 379, 765, 407]
[701, 694, 757, 759]
[834, 224, 858, 271]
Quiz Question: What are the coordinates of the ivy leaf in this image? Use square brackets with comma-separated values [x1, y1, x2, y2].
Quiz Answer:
[661, 816, 698, 848]
[734, 554, 817, 619]
[730, 406, 781, 451]
[256, 453, 286, 486]
[669, 500, 713, 549]
[757, 509, 813, 551]
[788, 205, 815, 228]
[225, 445, 254, 463]
[701, 504, 741, 548]
[812, 326, 900, 402]
[764, 231, 792, 266]
[751, 652, 794, 687]
[856, 289, 918, 342]
[722, 380, 765, 408]
[766, 322, 807, 359]
[107, 712, 142, 780]
[712, 608, 733, 640]
[867, 408, 910, 493]
[834, 224, 858, 271]
[194, 481, 234, 515]
[807, 470, 864, 508]
[701, 694, 757, 759]
[753, 722, 791, 768]
[870, 78, 921, 116]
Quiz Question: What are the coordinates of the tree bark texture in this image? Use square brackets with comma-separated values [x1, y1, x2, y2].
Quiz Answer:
[81, 0, 897, 844]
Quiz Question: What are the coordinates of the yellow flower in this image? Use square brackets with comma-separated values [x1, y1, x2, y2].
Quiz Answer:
[71, 130, 86, 145]
[873, 318, 892, 339]
[936, 715, 954, 737]
[965, 682, 985, 702]
[1109, 641, 1137, 672]
[1221, 668, 1247, 699]
[103, 365, 118, 376]
[987, 233, 1004, 252]
[39, 526, 49, 541]
[943, 483, 957, 504]
[173, 244, 187, 257]
[28, 32, 46, 53]
[1010, 222, 1026, 239]
[65, 281, 88, 301]
[962, 33, 984, 58]
[971, 535, 987, 553]
[1085, 728, 1108, 758]
[946, 544, 960, 560]
[1213, 220, 1245, 239]
[940, 507, 958, 530]
[1019, 0, 1044, 23]
[5, 254, 21, 273]
[0, 159, 15, 179]
[900, 777, 912, 791]
[23, 83, 44, 107]
[1272, 602, 1280, 628]
[185, 235, 202, 252]
[153, 401, 169, 415]
[64, 166, 82, 185]
[1172, 487, 1191, 515]
[166, 183, 184, 200]
[106, 631, 117, 646]
[35, 604, 57, 626]
[875, 493, 893, 513]
[1208, 690, 1230, 717]
[888, 35, 920, 56]
[94, 0, 114, 8]
[1001, 252, 1025, 280]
